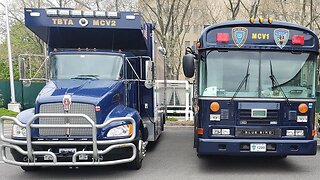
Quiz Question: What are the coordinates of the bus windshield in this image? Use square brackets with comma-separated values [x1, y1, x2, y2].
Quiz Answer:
[50, 53, 123, 80]
[199, 51, 316, 98]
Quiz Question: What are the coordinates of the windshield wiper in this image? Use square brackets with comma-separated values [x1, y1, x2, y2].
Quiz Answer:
[269, 60, 290, 106]
[231, 60, 250, 101]
[71, 74, 100, 80]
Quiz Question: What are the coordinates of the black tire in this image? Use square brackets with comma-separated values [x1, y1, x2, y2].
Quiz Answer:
[278, 155, 287, 159]
[197, 153, 207, 159]
[160, 114, 165, 131]
[21, 166, 41, 171]
[127, 131, 143, 170]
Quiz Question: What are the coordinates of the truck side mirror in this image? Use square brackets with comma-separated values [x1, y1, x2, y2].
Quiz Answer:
[145, 60, 154, 89]
[183, 54, 195, 78]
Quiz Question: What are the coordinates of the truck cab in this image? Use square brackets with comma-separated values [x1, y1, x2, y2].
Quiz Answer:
[0, 8, 165, 171]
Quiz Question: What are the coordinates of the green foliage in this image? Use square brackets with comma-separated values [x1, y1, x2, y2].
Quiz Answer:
[0, 108, 18, 117]
[0, 22, 43, 80]
[167, 117, 178, 121]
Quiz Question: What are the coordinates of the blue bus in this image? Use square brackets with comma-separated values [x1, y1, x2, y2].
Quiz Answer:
[183, 18, 318, 157]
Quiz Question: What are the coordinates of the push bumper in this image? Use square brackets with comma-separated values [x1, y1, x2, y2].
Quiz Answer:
[198, 138, 317, 156]
[0, 114, 139, 166]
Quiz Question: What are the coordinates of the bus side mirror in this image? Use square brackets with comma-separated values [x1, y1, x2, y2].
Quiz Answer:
[183, 54, 195, 78]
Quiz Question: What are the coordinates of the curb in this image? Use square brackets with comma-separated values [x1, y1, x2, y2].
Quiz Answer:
[165, 120, 194, 127]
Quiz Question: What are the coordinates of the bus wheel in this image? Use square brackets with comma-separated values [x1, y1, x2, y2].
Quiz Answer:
[127, 131, 145, 170]
[278, 155, 287, 159]
[21, 166, 41, 171]
[197, 153, 207, 159]
[161, 114, 165, 131]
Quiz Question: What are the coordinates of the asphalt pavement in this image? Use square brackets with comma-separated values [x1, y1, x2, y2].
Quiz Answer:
[0, 127, 319, 180]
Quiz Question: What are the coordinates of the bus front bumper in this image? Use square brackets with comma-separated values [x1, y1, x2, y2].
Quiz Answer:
[198, 138, 317, 156]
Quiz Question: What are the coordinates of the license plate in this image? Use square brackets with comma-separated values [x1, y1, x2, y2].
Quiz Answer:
[79, 154, 88, 160]
[59, 148, 77, 154]
[44, 155, 54, 161]
[250, 143, 266, 152]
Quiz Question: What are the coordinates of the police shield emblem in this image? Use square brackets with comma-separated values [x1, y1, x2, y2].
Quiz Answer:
[274, 29, 289, 49]
[232, 27, 248, 48]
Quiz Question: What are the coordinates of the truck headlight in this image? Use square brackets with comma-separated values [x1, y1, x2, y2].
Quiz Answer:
[12, 124, 27, 138]
[107, 124, 133, 137]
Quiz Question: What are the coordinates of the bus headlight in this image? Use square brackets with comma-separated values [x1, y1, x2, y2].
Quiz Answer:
[286, 130, 304, 136]
[295, 130, 304, 136]
[212, 128, 230, 135]
[107, 124, 133, 137]
[12, 124, 27, 138]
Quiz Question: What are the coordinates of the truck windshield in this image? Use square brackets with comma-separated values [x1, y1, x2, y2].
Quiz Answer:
[199, 51, 316, 98]
[50, 54, 123, 80]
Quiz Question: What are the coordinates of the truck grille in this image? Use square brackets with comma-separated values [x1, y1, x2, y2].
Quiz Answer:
[39, 103, 96, 136]
[239, 109, 279, 125]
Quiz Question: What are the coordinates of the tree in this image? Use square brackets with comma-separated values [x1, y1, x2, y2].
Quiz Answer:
[0, 22, 43, 80]
[140, 0, 192, 80]
[241, 0, 261, 18]
[225, 0, 241, 20]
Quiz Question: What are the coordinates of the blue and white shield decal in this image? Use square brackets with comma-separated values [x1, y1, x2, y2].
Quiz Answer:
[274, 29, 289, 49]
[232, 27, 248, 48]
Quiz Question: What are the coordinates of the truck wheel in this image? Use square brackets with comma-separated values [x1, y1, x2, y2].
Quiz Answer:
[21, 166, 41, 171]
[127, 131, 144, 170]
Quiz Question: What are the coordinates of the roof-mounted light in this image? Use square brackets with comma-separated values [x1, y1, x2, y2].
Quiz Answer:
[70, 10, 82, 17]
[95, 11, 106, 17]
[249, 17, 254, 24]
[46, 9, 58, 17]
[216, 33, 229, 43]
[259, 17, 264, 24]
[126, 15, 135, 20]
[30, 12, 40, 17]
[292, 35, 305, 45]
[58, 9, 70, 16]
[268, 17, 273, 24]
[83, 11, 94, 17]
[107, 12, 120, 18]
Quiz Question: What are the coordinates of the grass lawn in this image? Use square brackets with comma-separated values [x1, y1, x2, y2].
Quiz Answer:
[0, 108, 18, 117]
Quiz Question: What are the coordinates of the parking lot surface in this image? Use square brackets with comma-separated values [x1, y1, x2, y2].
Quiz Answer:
[0, 127, 319, 180]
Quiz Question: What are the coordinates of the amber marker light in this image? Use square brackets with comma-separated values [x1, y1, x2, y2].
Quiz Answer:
[128, 124, 133, 136]
[249, 17, 254, 24]
[298, 103, 308, 113]
[259, 17, 264, 24]
[210, 102, 220, 112]
[312, 130, 316, 137]
[268, 17, 273, 24]
[197, 128, 203, 135]
[196, 41, 201, 49]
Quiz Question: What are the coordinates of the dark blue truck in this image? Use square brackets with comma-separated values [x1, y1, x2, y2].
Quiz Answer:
[0, 8, 165, 171]
[183, 18, 318, 157]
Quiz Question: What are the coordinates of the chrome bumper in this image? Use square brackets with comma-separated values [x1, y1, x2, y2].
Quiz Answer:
[0, 113, 137, 166]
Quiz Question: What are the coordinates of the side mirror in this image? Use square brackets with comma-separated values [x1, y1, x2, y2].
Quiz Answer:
[145, 60, 154, 89]
[183, 54, 195, 78]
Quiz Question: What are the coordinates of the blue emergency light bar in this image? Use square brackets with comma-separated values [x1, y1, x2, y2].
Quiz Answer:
[24, 8, 149, 51]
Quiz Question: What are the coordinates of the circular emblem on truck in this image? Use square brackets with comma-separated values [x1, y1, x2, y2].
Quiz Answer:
[79, 18, 88, 27]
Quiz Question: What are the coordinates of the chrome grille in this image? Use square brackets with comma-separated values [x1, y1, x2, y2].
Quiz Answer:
[39, 103, 96, 136]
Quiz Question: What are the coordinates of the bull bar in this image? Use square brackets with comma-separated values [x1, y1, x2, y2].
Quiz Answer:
[0, 113, 137, 166]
